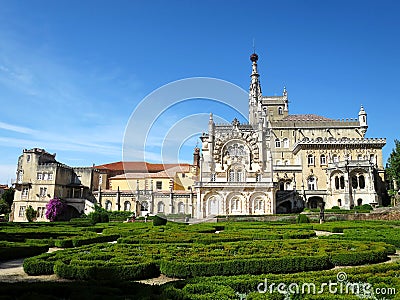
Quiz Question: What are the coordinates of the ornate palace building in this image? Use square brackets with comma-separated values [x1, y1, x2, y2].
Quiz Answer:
[11, 52, 387, 221]
[195, 52, 386, 218]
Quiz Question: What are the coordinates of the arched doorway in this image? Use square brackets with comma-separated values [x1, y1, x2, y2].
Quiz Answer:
[308, 196, 323, 209]
[276, 200, 291, 213]
[140, 201, 149, 216]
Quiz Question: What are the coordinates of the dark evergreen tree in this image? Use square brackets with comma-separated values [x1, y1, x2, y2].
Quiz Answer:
[386, 139, 400, 191]
[1, 188, 14, 208]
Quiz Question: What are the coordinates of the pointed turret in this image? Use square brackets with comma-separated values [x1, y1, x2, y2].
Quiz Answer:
[358, 105, 368, 137]
[208, 112, 215, 136]
[249, 52, 262, 126]
[193, 146, 200, 170]
[208, 113, 215, 166]
[283, 86, 288, 111]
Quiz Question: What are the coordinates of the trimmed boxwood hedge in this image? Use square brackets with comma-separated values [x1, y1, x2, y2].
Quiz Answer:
[181, 283, 237, 300]
[23, 253, 54, 275]
[0, 242, 48, 261]
[321, 227, 400, 248]
[164, 261, 400, 300]
[0, 281, 162, 300]
[54, 260, 160, 281]
[23, 239, 394, 280]
[72, 234, 120, 247]
[160, 255, 332, 278]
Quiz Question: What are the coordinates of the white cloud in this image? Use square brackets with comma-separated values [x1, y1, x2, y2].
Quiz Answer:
[0, 121, 37, 134]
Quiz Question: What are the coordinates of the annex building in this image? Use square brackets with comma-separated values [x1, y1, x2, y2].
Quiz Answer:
[11, 52, 387, 221]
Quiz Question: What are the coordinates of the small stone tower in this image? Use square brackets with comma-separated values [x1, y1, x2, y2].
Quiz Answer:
[358, 105, 368, 137]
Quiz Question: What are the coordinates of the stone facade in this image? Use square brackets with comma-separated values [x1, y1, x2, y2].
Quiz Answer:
[12, 148, 99, 222]
[93, 157, 199, 217]
[195, 52, 386, 218]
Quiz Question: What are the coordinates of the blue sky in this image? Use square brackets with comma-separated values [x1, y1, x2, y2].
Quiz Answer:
[0, 0, 399, 184]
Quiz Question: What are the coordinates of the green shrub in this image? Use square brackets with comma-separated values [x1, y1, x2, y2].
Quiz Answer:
[23, 254, 55, 275]
[88, 211, 109, 224]
[54, 239, 73, 248]
[181, 283, 236, 300]
[72, 234, 119, 247]
[153, 215, 167, 226]
[331, 206, 340, 210]
[0, 242, 48, 261]
[107, 211, 132, 222]
[354, 204, 373, 211]
[160, 255, 332, 278]
[25, 205, 36, 222]
[296, 214, 310, 224]
[54, 260, 160, 280]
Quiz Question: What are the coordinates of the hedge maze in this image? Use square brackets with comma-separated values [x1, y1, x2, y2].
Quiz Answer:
[1, 219, 400, 299]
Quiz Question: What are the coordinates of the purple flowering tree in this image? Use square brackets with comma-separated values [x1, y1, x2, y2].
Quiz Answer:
[45, 197, 67, 222]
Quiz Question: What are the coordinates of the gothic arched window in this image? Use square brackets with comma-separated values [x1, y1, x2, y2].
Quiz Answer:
[275, 139, 281, 148]
[123, 201, 131, 211]
[157, 201, 164, 213]
[283, 138, 289, 148]
[254, 198, 264, 211]
[231, 197, 240, 211]
[307, 176, 316, 190]
[307, 154, 314, 166]
[105, 200, 112, 211]
[178, 202, 185, 214]
[227, 167, 245, 182]
[320, 154, 326, 165]
[140, 201, 149, 211]
[340, 176, 345, 189]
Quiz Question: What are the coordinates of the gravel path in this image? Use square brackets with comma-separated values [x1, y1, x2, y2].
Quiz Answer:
[314, 230, 344, 236]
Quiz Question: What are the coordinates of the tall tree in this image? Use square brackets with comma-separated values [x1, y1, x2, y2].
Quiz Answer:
[1, 188, 14, 208]
[386, 139, 400, 190]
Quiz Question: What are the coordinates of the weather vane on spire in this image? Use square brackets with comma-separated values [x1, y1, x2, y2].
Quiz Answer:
[252, 38, 256, 54]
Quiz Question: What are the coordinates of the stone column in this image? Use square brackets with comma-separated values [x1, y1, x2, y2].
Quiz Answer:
[116, 186, 121, 211]
[170, 192, 174, 214]
[98, 187, 102, 207]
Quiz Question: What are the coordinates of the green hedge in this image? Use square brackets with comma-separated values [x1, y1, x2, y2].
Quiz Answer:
[321, 227, 400, 248]
[52, 234, 119, 248]
[0, 281, 162, 299]
[23, 238, 394, 280]
[23, 253, 55, 275]
[72, 234, 120, 247]
[54, 239, 73, 248]
[330, 248, 389, 266]
[181, 283, 237, 300]
[164, 261, 400, 300]
[160, 255, 332, 278]
[0, 242, 48, 261]
[54, 260, 160, 280]
[153, 215, 168, 226]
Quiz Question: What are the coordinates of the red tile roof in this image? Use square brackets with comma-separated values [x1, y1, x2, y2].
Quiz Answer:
[109, 165, 191, 180]
[281, 114, 333, 122]
[94, 161, 190, 173]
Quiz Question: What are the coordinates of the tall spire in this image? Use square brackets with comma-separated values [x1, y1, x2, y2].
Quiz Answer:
[249, 52, 262, 126]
